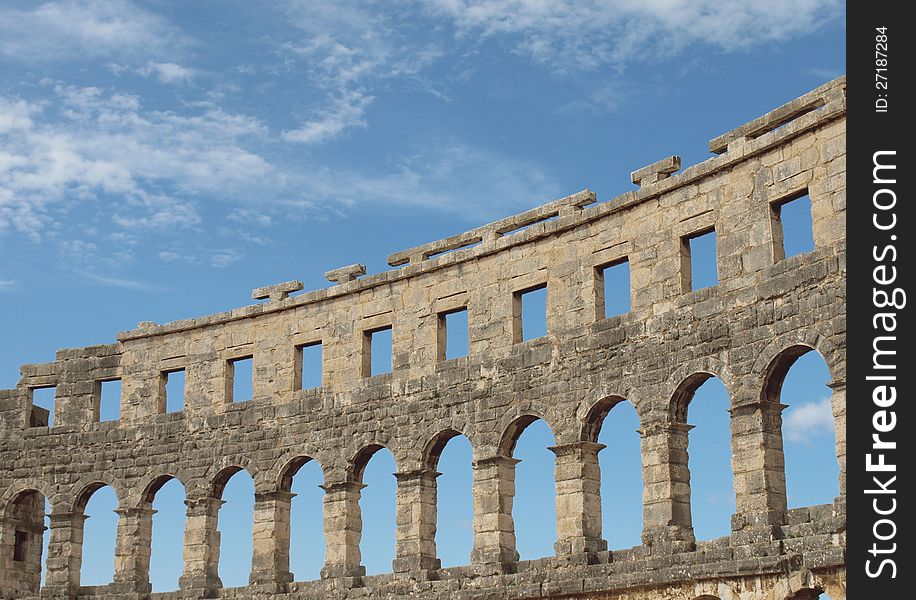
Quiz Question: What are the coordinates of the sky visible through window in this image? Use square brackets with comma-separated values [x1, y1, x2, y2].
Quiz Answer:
[0, 0, 843, 590]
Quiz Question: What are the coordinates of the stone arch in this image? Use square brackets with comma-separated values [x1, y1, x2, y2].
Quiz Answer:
[497, 413, 556, 457]
[139, 474, 187, 593]
[759, 343, 842, 506]
[665, 355, 737, 421]
[579, 394, 629, 443]
[664, 369, 735, 541]
[1, 481, 53, 511]
[417, 427, 475, 568]
[73, 480, 120, 587]
[208, 455, 256, 499]
[786, 589, 825, 600]
[277, 455, 323, 492]
[1, 488, 49, 596]
[141, 473, 185, 506]
[73, 480, 120, 514]
[423, 428, 466, 470]
[576, 393, 643, 551]
[350, 444, 397, 483]
[761, 344, 831, 405]
[210, 465, 249, 499]
[669, 371, 718, 423]
[751, 328, 843, 384]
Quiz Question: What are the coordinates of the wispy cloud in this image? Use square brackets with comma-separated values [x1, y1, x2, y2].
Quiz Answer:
[0, 279, 15, 290]
[423, 0, 842, 71]
[283, 89, 373, 144]
[81, 271, 164, 291]
[0, 0, 190, 63]
[278, 2, 442, 144]
[783, 398, 835, 445]
[0, 85, 272, 239]
[136, 61, 197, 85]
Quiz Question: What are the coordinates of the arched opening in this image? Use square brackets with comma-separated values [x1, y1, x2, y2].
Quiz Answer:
[787, 589, 829, 600]
[426, 430, 473, 567]
[671, 374, 735, 541]
[583, 397, 643, 550]
[353, 446, 397, 575]
[501, 416, 556, 560]
[2, 490, 49, 596]
[764, 347, 839, 507]
[146, 476, 186, 592]
[281, 457, 325, 582]
[78, 484, 119, 586]
[213, 468, 254, 588]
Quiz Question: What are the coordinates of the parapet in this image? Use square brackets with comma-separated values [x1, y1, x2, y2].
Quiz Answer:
[708, 76, 846, 154]
[386, 189, 596, 267]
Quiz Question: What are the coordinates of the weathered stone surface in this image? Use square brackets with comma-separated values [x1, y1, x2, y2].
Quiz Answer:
[0, 77, 846, 599]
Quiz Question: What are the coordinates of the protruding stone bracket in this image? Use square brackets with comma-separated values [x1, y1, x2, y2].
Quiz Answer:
[631, 156, 681, 187]
[708, 75, 846, 154]
[387, 190, 596, 267]
[324, 264, 367, 285]
[251, 280, 304, 302]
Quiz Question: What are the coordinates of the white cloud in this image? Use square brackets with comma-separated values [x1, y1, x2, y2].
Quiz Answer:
[278, 3, 442, 144]
[282, 89, 373, 144]
[0, 0, 189, 63]
[424, 0, 842, 70]
[783, 398, 835, 445]
[0, 86, 273, 239]
[0, 279, 15, 290]
[137, 61, 197, 85]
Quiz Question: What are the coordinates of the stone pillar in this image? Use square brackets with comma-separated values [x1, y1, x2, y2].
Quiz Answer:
[249, 490, 295, 589]
[470, 455, 520, 569]
[178, 497, 223, 593]
[112, 507, 155, 593]
[730, 400, 788, 539]
[320, 481, 366, 580]
[640, 422, 695, 550]
[550, 441, 607, 557]
[828, 379, 846, 498]
[42, 512, 86, 596]
[393, 468, 440, 574]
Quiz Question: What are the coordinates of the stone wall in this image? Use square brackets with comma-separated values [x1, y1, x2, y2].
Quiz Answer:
[0, 77, 847, 599]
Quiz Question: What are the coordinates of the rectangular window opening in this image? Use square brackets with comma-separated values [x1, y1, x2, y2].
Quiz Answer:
[363, 326, 393, 377]
[97, 379, 121, 422]
[228, 356, 254, 403]
[162, 369, 185, 414]
[681, 229, 718, 292]
[513, 283, 548, 343]
[772, 191, 814, 261]
[438, 307, 469, 361]
[13, 530, 27, 561]
[29, 386, 55, 428]
[295, 342, 323, 390]
[596, 259, 631, 319]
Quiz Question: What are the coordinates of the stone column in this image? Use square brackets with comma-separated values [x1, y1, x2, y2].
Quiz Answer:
[249, 490, 295, 589]
[470, 455, 520, 570]
[178, 497, 223, 593]
[550, 441, 607, 557]
[730, 400, 788, 539]
[319, 481, 366, 580]
[42, 512, 86, 596]
[828, 379, 846, 498]
[112, 507, 155, 593]
[640, 422, 695, 550]
[393, 468, 440, 574]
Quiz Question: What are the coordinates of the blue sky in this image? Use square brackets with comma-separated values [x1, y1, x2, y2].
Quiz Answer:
[1, 0, 844, 591]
